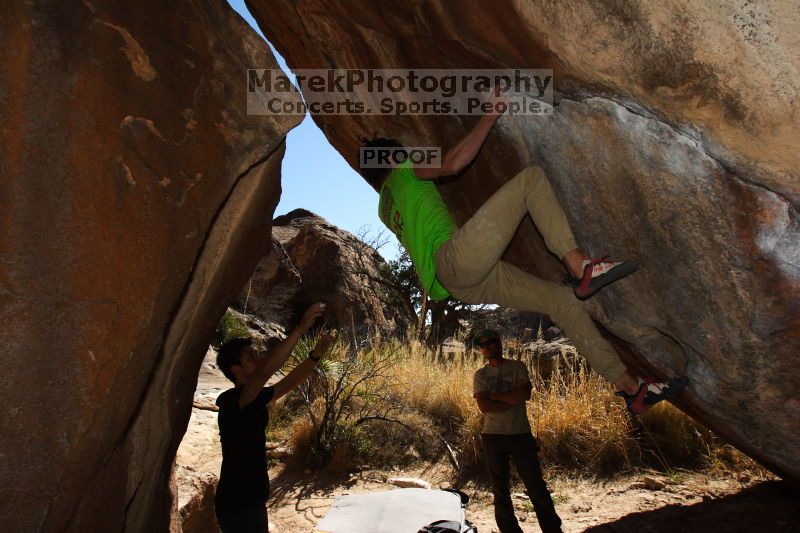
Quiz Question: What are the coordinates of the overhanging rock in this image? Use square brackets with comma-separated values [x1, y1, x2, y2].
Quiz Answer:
[247, 0, 800, 481]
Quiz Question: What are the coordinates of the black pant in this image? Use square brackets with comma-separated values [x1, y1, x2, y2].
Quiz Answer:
[215, 502, 268, 533]
[482, 433, 562, 533]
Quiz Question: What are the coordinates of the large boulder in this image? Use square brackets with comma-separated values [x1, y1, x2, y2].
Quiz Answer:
[234, 208, 408, 336]
[246, 1, 800, 480]
[0, 2, 301, 531]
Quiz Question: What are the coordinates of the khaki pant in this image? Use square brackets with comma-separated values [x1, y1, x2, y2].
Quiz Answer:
[435, 166, 627, 382]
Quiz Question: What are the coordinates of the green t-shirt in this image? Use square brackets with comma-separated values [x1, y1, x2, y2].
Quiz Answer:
[378, 161, 455, 301]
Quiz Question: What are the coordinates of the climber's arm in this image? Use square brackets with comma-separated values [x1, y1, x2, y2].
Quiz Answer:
[415, 88, 506, 179]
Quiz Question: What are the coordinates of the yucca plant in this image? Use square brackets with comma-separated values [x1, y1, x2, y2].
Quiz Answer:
[282, 334, 405, 467]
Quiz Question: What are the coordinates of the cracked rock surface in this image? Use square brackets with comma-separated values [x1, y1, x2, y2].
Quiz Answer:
[0, 1, 300, 531]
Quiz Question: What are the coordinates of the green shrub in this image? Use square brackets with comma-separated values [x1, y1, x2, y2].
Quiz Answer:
[213, 309, 250, 348]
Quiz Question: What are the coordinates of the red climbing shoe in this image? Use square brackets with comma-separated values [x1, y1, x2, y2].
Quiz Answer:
[568, 256, 639, 300]
[616, 376, 689, 415]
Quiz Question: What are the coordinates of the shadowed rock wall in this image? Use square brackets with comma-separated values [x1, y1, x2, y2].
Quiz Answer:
[0, 1, 301, 531]
[246, 0, 800, 480]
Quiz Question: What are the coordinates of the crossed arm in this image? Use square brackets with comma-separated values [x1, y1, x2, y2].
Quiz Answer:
[473, 381, 533, 414]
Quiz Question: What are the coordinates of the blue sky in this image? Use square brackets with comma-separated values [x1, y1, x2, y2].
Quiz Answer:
[228, 0, 401, 260]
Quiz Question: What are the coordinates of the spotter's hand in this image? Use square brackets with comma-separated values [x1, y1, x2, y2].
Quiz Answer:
[298, 302, 326, 333]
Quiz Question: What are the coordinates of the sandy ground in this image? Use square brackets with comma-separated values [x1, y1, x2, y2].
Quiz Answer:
[266, 464, 799, 533]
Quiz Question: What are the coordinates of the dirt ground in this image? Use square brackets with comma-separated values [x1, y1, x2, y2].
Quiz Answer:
[266, 463, 800, 533]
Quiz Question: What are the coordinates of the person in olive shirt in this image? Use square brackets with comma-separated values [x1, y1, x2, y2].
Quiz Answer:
[214, 303, 335, 533]
[361, 89, 687, 414]
[472, 329, 561, 533]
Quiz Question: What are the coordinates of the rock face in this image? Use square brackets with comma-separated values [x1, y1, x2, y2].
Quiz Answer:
[173, 466, 218, 533]
[176, 348, 230, 476]
[247, 1, 800, 480]
[0, 2, 301, 532]
[173, 348, 228, 533]
[234, 208, 407, 336]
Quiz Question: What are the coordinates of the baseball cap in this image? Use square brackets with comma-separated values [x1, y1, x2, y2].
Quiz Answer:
[472, 328, 500, 347]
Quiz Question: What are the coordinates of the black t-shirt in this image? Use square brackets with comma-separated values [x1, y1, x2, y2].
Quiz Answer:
[214, 386, 274, 512]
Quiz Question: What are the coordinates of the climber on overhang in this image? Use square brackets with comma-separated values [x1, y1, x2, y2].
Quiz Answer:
[359, 87, 687, 415]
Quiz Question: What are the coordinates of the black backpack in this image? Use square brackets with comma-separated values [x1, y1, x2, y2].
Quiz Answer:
[417, 489, 477, 533]
[417, 520, 477, 533]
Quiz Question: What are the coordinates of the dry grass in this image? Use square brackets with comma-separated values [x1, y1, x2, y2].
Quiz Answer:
[271, 337, 766, 478]
[387, 340, 483, 431]
[532, 363, 636, 473]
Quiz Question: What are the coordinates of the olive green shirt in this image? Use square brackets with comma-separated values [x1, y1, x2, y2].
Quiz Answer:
[473, 359, 532, 435]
